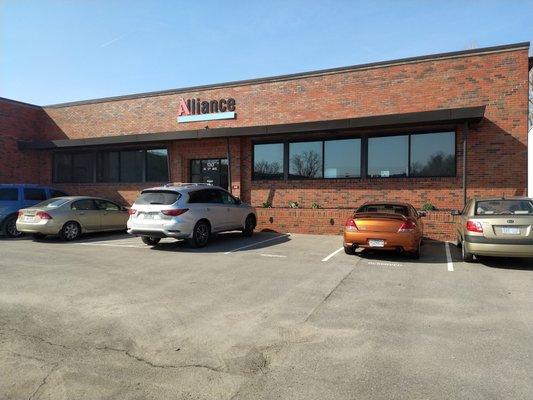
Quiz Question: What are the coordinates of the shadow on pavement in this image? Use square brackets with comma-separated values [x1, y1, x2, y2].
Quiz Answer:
[354, 240, 448, 265]
[476, 257, 533, 271]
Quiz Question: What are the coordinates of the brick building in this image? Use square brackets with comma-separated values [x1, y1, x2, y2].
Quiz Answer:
[1, 42, 532, 240]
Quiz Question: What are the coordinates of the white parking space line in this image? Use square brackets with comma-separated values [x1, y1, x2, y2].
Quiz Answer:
[224, 234, 290, 255]
[445, 242, 454, 271]
[260, 253, 287, 258]
[322, 247, 344, 262]
[367, 261, 403, 267]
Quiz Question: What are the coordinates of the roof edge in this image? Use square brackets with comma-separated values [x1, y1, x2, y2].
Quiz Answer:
[44, 42, 529, 109]
[0, 97, 42, 109]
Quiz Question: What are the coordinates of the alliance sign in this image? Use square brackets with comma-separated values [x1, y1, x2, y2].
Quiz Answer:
[177, 97, 236, 123]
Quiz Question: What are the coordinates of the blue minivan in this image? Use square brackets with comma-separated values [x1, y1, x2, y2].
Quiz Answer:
[0, 184, 68, 237]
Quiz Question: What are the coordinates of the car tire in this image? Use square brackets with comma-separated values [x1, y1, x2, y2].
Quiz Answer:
[60, 221, 81, 241]
[141, 236, 161, 246]
[32, 233, 46, 241]
[4, 215, 23, 238]
[461, 240, 475, 263]
[242, 215, 255, 237]
[344, 245, 355, 255]
[189, 220, 210, 248]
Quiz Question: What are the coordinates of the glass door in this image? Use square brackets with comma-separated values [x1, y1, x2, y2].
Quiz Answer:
[191, 158, 228, 189]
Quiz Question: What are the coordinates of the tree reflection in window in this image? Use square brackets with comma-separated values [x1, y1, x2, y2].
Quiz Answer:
[289, 141, 323, 179]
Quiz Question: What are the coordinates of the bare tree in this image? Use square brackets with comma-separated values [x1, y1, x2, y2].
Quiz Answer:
[290, 150, 321, 178]
[254, 160, 282, 178]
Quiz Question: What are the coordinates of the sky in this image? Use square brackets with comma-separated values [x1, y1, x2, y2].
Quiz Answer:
[1, 0, 532, 105]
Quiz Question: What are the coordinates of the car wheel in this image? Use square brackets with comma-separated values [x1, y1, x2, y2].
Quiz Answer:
[60, 221, 81, 241]
[5, 215, 23, 238]
[344, 245, 355, 255]
[242, 215, 255, 237]
[189, 220, 210, 248]
[461, 240, 475, 262]
[456, 236, 462, 248]
[141, 236, 161, 246]
[32, 233, 46, 241]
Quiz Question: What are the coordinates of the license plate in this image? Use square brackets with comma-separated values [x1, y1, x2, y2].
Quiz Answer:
[502, 227, 520, 235]
[368, 239, 385, 247]
[23, 216, 34, 222]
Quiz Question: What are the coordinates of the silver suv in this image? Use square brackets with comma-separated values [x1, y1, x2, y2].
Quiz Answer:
[127, 183, 257, 247]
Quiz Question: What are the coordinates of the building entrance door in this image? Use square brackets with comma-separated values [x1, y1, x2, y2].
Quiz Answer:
[191, 158, 229, 189]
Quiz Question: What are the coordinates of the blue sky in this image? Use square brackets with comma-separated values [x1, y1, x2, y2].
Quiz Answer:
[1, 0, 532, 105]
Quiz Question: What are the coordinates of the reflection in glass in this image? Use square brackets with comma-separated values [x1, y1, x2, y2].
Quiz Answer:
[146, 149, 169, 182]
[368, 136, 408, 178]
[289, 141, 323, 179]
[253, 143, 284, 179]
[120, 150, 144, 182]
[324, 139, 361, 178]
[410, 132, 455, 177]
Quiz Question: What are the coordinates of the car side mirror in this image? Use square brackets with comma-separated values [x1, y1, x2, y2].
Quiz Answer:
[450, 210, 461, 216]
[418, 211, 427, 217]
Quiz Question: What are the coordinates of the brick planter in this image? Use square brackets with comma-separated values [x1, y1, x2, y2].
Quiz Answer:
[256, 208, 456, 242]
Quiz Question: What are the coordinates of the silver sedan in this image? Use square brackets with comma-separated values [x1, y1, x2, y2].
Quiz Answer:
[16, 196, 129, 240]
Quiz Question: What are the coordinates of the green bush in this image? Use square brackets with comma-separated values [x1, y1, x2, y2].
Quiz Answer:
[421, 203, 437, 211]
[288, 201, 300, 209]
[262, 201, 272, 208]
[311, 202, 322, 209]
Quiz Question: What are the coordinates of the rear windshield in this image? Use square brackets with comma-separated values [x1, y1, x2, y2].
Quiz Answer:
[34, 198, 69, 208]
[0, 188, 18, 201]
[136, 190, 180, 205]
[357, 204, 408, 216]
[475, 200, 533, 215]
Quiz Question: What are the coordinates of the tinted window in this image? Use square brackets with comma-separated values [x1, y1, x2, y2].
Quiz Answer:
[72, 153, 94, 183]
[24, 188, 47, 201]
[475, 200, 533, 215]
[357, 203, 409, 216]
[50, 190, 68, 198]
[253, 143, 284, 180]
[0, 188, 18, 201]
[97, 151, 119, 182]
[368, 136, 408, 178]
[410, 132, 455, 177]
[218, 190, 237, 205]
[135, 191, 180, 205]
[289, 141, 323, 179]
[120, 150, 144, 182]
[96, 200, 120, 211]
[71, 199, 96, 210]
[53, 153, 72, 183]
[188, 189, 219, 204]
[146, 149, 169, 182]
[324, 139, 361, 178]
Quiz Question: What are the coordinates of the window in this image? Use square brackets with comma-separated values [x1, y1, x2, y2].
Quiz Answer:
[97, 151, 119, 182]
[72, 153, 95, 183]
[289, 141, 323, 179]
[71, 199, 96, 210]
[188, 189, 220, 204]
[217, 189, 237, 205]
[475, 200, 533, 216]
[0, 188, 18, 201]
[54, 148, 169, 183]
[357, 203, 409, 216]
[24, 188, 46, 201]
[410, 132, 455, 177]
[35, 198, 69, 208]
[324, 139, 361, 178]
[146, 149, 169, 182]
[136, 190, 180, 205]
[95, 200, 120, 211]
[190, 159, 229, 188]
[120, 150, 144, 182]
[368, 135, 409, 178]
[253, 143, 284, 180]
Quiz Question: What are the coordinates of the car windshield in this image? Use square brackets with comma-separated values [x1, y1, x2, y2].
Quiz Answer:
[136, 190, 181, 205]
[357, 204, 408, 216]
[34, 198, 69, 208]
[475, 200, 533, 215]
[0, 188, 18, 201]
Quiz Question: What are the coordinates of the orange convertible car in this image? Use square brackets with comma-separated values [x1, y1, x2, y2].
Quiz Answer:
[343, 202, 424, 259]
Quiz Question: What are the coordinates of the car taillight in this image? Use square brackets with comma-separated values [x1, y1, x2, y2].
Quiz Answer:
[161, 208, 189, 217]
[128, 208, 137, 215]
[466, 220, 483, 233]
[398, 219, 416, 232]
[18, 210, 23, 217]
[36, 211, 52, 220]
[345, 218, 358, 231]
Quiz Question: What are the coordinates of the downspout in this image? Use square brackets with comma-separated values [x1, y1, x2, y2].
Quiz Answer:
[463, 122, 469, 206]
[226, 137, 232, 194]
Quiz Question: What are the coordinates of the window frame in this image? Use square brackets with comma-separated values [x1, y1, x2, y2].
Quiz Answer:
[251, 130, 456, 181]
[52, 146, 170, 184]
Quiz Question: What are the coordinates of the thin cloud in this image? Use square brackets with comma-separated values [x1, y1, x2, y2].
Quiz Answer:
[99, 32, 133, 48]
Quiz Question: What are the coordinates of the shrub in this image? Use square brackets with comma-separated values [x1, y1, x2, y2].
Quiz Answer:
[288, 201, 300, 209]
[262, 201, 272, 208]
[311, 202, 322, 209]
[421, 202, 437, 211]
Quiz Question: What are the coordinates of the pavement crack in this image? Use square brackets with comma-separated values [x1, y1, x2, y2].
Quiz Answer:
[303, 265, 356, 323]
[28, 362, 59, 400]
[94, 345, 225, 373]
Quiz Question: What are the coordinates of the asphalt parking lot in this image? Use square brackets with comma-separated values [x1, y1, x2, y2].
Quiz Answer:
[1, 232, 532, 399]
